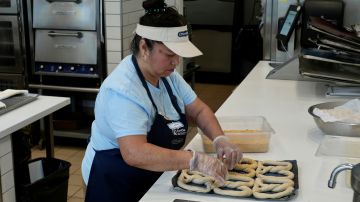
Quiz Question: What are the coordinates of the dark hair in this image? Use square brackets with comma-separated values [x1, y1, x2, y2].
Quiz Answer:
[130, 0, 187, 55]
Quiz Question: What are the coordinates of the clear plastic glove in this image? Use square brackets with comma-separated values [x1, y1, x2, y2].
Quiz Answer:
[213, 136, 243, 170]
[189, 150, 228, 186]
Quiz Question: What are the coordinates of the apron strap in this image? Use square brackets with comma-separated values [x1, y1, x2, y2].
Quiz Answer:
[161, 77, 183, 115]
[132, 55, 183, 116]
[132, 55, 158, 111]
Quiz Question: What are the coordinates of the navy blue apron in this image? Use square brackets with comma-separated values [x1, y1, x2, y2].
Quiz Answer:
[85, 55, 188, 202]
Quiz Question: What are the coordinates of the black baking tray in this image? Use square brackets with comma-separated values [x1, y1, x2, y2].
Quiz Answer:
[172, 160, 299, 201]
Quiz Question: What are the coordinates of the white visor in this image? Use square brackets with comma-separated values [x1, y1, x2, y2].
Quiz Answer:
[135, 24, 202, 58]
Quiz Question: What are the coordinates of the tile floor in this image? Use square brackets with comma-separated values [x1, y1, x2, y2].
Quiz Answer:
[30, 82, 237, 201]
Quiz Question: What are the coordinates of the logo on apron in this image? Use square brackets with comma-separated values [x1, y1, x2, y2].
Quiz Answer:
[171, 138, 184, 145]
[167, 121, 186, 136]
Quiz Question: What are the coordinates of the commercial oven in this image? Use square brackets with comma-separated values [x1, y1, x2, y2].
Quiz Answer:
[0, 0, 18, 14]
[0, 0, 27, 90]
[29, 0, 104, 84]
[27, 0, 106, 139]
[33, 0, 96, 30]
[0, 16, 23, 74]
[34, 30, 98, 77]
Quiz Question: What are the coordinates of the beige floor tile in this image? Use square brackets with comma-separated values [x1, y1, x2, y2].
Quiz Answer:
[67, 153, 84, 166]
[55, 148, 81, 159]
[69, 163, 81, 175]
[195, 83, 236, 112]
[74, 167, 82, 175]
[73, 187, 85, 199]
[30, 150, 46, 159]
[68, 174, 84, 186]
[67, 184, 82, 197]
[67, 197, 84, 202]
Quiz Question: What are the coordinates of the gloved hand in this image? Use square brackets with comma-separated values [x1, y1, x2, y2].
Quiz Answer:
[213, 136, 242, 170]
[189, 150, 228, 186]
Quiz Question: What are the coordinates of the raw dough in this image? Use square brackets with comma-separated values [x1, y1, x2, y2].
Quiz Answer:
[253, 177, 294, 199]
[177, 169, 213, 193]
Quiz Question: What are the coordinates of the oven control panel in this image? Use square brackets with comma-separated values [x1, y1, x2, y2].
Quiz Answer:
[35, 62, 99, 77]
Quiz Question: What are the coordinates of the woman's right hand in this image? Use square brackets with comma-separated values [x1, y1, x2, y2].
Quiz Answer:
[189, 150, 228, 186]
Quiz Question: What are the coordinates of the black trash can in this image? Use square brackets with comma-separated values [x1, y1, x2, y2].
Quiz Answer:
[17, 157, 71, 202]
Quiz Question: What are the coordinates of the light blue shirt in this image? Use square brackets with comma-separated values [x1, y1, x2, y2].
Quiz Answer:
[82, 55, 197, 184]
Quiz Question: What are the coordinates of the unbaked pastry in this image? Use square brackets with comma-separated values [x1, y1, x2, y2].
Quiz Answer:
[256, 160, 294, 179]
[260, 160, 293, 171]
[236, 157, 258, 170]
[213, 185, 252, 197]
[252, 177, 294, 199]
[230, 158, 257, 178]
[227, 172, 255, 187]
[212, 172, 254, 197]
[177, 169, 214, 193]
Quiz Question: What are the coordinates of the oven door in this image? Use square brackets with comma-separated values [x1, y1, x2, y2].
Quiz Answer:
[0, 73, 26, 90]
[0, 16, 23, 74]
[35, 30, 97, 65]
[0, 0, 18, 14]
[33, 0, 96, 30]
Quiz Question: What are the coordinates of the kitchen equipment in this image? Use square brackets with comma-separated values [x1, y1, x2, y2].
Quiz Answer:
[199, 116, 274, 153]
[308, 101, 360, 137]
[0, 0, 18, 14]
[0, 0, 27, 90]
[328, 163, 360, 202]
[27, 0, 105, 140]
[29, 0, 105, 87]
[33, 0, 96, 30]
[0, 16, 23, 74]
[35, 30, 97, 65]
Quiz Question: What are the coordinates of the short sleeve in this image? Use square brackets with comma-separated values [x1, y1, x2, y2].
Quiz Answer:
[101, 89, 151, 139]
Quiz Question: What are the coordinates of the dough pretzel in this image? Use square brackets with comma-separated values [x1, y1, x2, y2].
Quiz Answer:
[260, 160, 293, 171]
[235, 157, 258, 169]
[227, 172, 255, 187]
[256, 161, 294, 179]
[211, 171, 254, 197]
[213, 185, 252, 197]
[177, 169, 213, 193]
[231, 167, 256, 178]
[252, 177, 294, 199]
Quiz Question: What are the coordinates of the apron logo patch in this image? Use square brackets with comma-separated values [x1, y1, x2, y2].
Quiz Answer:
[168, 121, 186, 136]
[171, 138, 184, 145]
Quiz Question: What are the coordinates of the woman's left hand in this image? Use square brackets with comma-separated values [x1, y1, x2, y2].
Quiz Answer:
[213, 136, 243, 170]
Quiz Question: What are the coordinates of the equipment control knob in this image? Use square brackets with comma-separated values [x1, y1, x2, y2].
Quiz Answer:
[90, 67, 94, 72]
[70, 66, 75, 71]
[58, 66, 63, 70]
[40, 65, 44, 69]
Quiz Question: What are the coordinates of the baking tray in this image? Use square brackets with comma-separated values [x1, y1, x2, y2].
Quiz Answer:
[172, 160, 299, 201]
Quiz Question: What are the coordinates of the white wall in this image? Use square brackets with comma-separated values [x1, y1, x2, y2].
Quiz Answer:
[104, 0, 183, 75]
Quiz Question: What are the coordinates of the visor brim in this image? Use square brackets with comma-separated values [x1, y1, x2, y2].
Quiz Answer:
[164, 41, 203, 58]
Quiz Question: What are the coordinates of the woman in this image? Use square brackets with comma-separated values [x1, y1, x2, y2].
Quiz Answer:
[81, 0, 242, 201]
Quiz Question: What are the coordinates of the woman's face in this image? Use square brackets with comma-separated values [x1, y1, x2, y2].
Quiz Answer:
[147, 43, 180, 78]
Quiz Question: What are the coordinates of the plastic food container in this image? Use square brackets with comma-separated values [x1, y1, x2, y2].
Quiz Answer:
[199, 116, 274, 153]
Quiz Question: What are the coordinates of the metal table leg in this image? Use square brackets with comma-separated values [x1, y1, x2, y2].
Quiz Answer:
[43, 114, 54, 158]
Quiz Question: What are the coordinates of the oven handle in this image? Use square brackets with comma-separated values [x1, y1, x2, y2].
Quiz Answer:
[48, 31, 83, 38]
[46, 0, 82, 4]
[29, 84, 99, 93]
